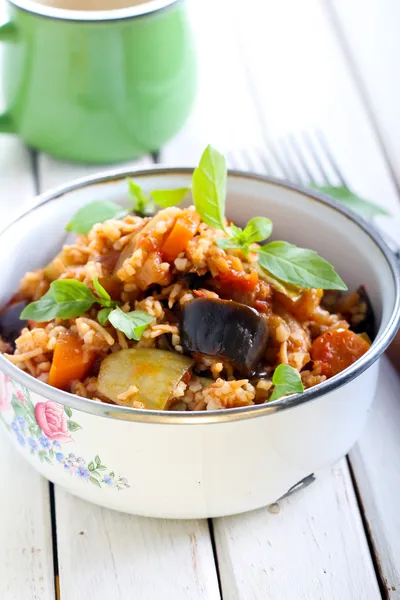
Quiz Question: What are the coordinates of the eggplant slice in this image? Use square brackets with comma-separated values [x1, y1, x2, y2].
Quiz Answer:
[0, 301, 28, 349]
[181, 298, 269, 377]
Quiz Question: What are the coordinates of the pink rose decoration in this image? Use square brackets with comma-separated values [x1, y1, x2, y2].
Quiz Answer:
[16, 390, 26, 405]
[35, 401, 72, 442]
[0, 374, 10, 412]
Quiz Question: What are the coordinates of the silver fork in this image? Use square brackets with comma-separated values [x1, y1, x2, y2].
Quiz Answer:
[227, 132, 400, 259]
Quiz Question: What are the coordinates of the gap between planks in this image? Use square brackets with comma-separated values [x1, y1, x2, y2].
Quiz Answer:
[213, 458, 381, 600]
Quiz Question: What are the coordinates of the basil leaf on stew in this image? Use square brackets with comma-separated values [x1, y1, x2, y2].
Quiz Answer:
[241, 217, 273, 244]
[258, 241, 347, 290]
[218, 217, 273, 255]
[97, 307, 113, 327]
[20, 280, 97, 321]
[269, 364, 304, 402]
[108, 308, 153, 341]
[192, 145, 227, 231]
[66, 201, 127, 234]
[313, 185, 389, 219]
[128, 178, 151, 215]
[20, 295, 63, 322]
[93, 276, 112, 305]
[151, 188, 190, 208]
[216, 238, 244, 251]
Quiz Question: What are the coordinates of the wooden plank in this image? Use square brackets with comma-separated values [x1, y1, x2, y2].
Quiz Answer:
[350, 358, 400, 599]
[38, 154, 153, 192]
[1, 1, 33, 220]
[226, 0, 400, 241]
[55, 488, 220, 600]
[0, 431, 55, 600]
[328, 0, 400, 191]
[161, 0, 265, 166]
[1, 21, 56, 593]
[214, 458, 381, 600]
[0, 137, 36, 222]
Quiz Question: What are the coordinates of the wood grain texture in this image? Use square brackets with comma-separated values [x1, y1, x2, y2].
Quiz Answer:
[214, 459, 381, 600]
[161, 0, 265, 166]
[0, 135, 37, 223]
[229, 0, 400, 241]
[0, 31, 55, 595]
[0, 430, 55, 600]
[38, 154, 153, 192]
[350, 358, 400, 599]
[55, 488, 220, 600]
[328, 0, 400, 190]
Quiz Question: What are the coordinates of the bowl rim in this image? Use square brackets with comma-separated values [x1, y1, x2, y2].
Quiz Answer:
[8, 0, 180, 23]
[0, 167, 399, 425]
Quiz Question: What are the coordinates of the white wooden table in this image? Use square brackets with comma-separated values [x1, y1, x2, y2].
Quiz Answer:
[1, 1, 400, 598]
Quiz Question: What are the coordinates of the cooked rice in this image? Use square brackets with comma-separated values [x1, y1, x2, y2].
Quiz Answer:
[1, 205, 370, 411]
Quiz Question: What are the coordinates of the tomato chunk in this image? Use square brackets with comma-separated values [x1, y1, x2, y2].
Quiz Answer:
[162, 212, 201, 262]
[311, 329, 370, 377]
[48, 333, 95, 390]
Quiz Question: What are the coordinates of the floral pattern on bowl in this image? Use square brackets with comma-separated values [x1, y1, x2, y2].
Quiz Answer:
[0, 375, 129, 491]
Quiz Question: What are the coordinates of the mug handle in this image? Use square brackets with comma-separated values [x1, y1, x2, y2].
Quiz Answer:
[0, 20, 18, 134]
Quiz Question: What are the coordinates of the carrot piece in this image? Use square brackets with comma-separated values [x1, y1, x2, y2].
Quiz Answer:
[48, 333, 95, 391]
[311, 329, 370, 377]
[28, 320, 48, 329]
[161, 212, 201, 262]
[218, 268, 259, 291]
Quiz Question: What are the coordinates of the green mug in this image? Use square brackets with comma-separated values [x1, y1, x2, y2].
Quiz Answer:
[0, 0, 196, 163]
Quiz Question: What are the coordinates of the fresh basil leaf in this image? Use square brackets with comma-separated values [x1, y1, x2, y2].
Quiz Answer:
[98, 307, 113, 327]
[21, 280, 97, 321]
[49, 279, 96, 306]
[127, 178, 150, 214]
[66, 201, 127, 234]
[192, 145, 227, 231]
[20, 295, 61, 322]
[108, 308, 153, 341]
[216, 238, 243, 251]
[313, 185, 389, 218]
[241, 217, 273, 244]
[93, 276, 111, 304]
[258, 241, 347, 290]
[151, 187, 190, 208]
[229, 224, 242, 237]
[254, 263, 303, 300]
[269, 364, 304, 402]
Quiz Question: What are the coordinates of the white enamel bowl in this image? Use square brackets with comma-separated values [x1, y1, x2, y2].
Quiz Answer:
[0, 169, 399, 519]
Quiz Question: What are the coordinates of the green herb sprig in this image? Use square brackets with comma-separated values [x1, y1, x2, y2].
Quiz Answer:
[66, 181, 190, 234]
[269, 364, 304, 402]
[312, 185, 389, 219]
[20, 278, 153, 341]
[193, 145, 272, 257]
[192, 145, 347, 291]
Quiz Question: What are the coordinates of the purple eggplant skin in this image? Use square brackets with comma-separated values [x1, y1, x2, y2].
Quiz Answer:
[0, 301, 28, 348]
[353, 285, 375, 340]
[181, 298, 269, 377]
